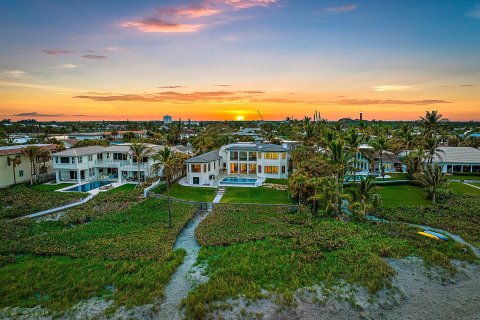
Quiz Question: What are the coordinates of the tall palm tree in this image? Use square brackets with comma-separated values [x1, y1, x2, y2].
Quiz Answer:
[7, 156, 22, 185]
[152, 146, 181, 228]
[309, 177, 338, 215]
[420, 110, 445, 138]
[325, 139, 353, 215]
[414, 164, 447, 204]
[345, 128, 361, 183]
[194, 134, 214, 154]
[371, 135, 390, 178]
[22, 145, 41, 185]
[424, 137, 444, 165]
[129, 143, 151, 185]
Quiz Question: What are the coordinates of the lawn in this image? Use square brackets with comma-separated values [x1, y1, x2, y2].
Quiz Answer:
[377, 194, 480, 247]
[152, 183, 216, 202]
[0, 192, 197, 312]
[187, 205, 476, 319]
[377, 183, 431, 207]
[106, 183, 137, 193]
[264, 178, 289, 185]
[31, 183, 74, 191]
[447, 182, 480, 195]
[0, 184, 86, 219]
[445, 174, 480, 181]
[220, 186, 293, 204]
[379, 172, 409, 180]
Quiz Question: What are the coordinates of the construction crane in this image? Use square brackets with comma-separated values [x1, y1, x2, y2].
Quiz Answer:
[257, 110, 264, 122]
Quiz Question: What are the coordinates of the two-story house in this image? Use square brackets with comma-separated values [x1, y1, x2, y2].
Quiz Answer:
[185, 142, 289, 186]
[52, 143, 169, 184]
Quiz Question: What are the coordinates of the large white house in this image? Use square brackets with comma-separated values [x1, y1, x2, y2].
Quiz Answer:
[185, 142, 289, 186]
[52, 143, 185, 184]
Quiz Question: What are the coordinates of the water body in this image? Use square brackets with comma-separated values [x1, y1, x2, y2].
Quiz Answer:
[156, 204, 212, 319]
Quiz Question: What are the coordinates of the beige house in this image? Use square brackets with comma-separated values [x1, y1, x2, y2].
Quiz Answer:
[0, 144, 57, 188]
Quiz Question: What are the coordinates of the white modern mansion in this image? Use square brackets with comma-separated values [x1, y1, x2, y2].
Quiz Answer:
[52, 143, 185, 184]
[185, 142, 289, 186]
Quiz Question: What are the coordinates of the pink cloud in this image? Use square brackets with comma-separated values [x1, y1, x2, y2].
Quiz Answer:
[217, 0, 279, 9]
[122, 0, 278, 33]
[122, 20, 204, 33]
[42, 49, 72, 55]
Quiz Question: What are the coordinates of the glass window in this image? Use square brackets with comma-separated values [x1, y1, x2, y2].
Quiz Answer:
[77, 156, 83, 163]
[191, 164, 201, 172]
[282, 166, 286, 173]
[264, 166, 279, 174]
[281, 153, 286, 159]
[19, 170, 24, 177]
[264, 153, 279, 160]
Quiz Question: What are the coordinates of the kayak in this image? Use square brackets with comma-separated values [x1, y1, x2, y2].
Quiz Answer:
[417, 231, 440, 240]
[423, 230, 449, 241]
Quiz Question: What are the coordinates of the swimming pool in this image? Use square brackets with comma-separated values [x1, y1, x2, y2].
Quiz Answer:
[219, 177, 257, 186]
[64, 180, 113, 192]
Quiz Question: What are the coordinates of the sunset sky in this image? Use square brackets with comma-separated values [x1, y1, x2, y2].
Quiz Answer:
[0, 0, 479, 122]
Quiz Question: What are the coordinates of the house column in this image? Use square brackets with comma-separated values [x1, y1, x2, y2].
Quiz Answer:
[56, 171, 60, 183]
[77, 169, 81, 184]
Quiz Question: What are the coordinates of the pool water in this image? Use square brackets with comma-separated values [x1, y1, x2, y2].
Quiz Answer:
[220, 177, 257, 185]
[65, 180, 113, 192]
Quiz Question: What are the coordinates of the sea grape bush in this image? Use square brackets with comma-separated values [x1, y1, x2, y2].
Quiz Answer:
[0, 184, 86, 219]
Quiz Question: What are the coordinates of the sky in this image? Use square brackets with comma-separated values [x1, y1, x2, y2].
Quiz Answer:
[0, 0, 479, 122]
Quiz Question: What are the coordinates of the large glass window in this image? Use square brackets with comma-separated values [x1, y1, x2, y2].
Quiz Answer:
[240, 151, 248, 161]
[264, 166, 279, 174]
[264, 153, 279, 160]
[230, 163, 238, 174]
[249, 163, 257, 173]
[191, 164, 201, 172]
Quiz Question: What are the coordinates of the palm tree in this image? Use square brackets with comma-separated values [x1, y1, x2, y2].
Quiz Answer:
[7, 156, 22, 185]
[110, 129, 119, 141]
[194, 134, 214, 154]
[371, 135, 390, 178]
[420, 110, 445, 138]
[325, 139, 353, 215]
[309, 177, 337, 215]
[152, 146, 181, 228]
[22, 145, 41, 185]
[289, 172, 308, 205]
[129, 143, 151, 185]
[403, 147, 425, 178]
[414, 164, 447, 204]
[355, 176, 378, 205]
[424, 137, 444, 165]
[345, 128, 361, 183]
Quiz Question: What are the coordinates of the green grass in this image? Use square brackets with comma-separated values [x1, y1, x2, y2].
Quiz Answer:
[186, 205, 476, 319]
[0, 184, 86, 219]
[0, 194, 197, 312]
[264, 178, 289, 185]
[106, 183, 137, 193]
[377, 183, 431, 207]
[220, 186, 293, 204]
[378, 172, 409, 180]
[447, 182, 480, 195]
[30, 183, 74, 191]
[152, 183, 216, 202]
[446, 175, 480, 181]
[377, 194, 480, 247]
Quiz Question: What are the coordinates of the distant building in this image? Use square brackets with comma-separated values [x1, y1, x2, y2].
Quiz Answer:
[163, 115, 173, 124]
[431, 147, 480, 173]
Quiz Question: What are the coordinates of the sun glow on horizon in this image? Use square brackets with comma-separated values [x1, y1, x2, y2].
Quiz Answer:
[235, 115, 245, 121]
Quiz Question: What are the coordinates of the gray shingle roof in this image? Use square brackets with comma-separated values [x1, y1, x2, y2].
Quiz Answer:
[432, 147, 480, 164]
[185, 150, 221, 163]
[225, 143, 287, 152]
[52, 146, 105, 157]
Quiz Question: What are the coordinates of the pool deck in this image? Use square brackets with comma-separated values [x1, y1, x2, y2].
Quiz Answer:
[179, 174, 265, 188]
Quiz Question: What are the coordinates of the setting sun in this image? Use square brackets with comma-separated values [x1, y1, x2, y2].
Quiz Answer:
[235, 115, 245, 121]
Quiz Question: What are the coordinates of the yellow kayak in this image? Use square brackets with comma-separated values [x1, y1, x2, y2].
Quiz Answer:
[417, 231, 440, 240]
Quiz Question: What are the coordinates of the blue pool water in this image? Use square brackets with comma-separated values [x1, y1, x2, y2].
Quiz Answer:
[65, 180, 113, 192]
[220, 177, 257, 185]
